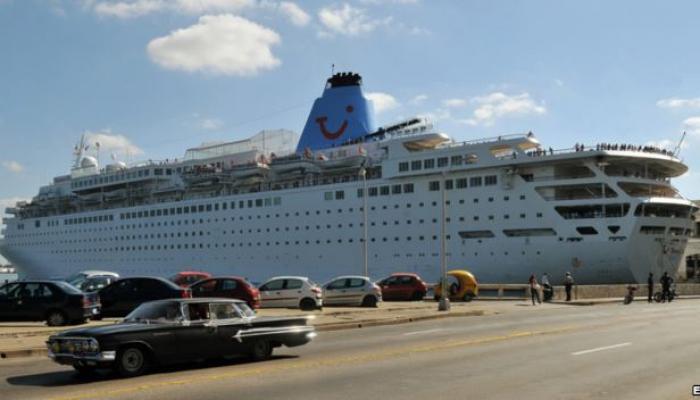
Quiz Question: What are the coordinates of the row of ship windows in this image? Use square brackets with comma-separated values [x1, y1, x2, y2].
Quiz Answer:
[71, 167, 175, 188]
[398, 155, 478, 173]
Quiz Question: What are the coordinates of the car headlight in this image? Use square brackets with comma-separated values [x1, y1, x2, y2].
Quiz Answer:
[50, 341, 60, 353]
[88, 339, 99, 352]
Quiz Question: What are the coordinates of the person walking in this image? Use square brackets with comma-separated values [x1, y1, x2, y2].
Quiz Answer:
[528, 274, 541, 305]
[660, 272, 671, 303]
[564, 272, 574, 302]
[647, 272, 654, 303]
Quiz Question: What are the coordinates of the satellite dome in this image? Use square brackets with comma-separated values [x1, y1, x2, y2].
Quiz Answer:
[81, 156, 98, 169]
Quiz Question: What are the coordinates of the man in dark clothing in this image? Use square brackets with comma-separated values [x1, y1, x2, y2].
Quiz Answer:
[647, 272, 654, 303]
[660, 272, 671, 303]
[564, 272, 574, 301]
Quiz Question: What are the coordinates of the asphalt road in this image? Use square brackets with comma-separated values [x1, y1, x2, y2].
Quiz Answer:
[2, 300, 700, 400]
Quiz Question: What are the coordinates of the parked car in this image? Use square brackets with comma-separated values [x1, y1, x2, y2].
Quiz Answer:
[258, 276, 323, 311]
[65, 270, 119, 290]
[376, 273, 428, 301]
[190, 277, 261, 308]
[170, 271, 212, 288]
[434, 269, 479, 302]
[47, 298, 315, 377]
[98, 277, 191, 318]
[0, 280, 100, 326]
[322, 276, 382, 307]
[77, 275, 119, 293]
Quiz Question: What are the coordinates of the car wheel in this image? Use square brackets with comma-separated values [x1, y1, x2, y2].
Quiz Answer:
[463, 293, 474, 302]
[46, 311, 67, 327]
[361, 295, 378, 308]
[249, 340, 273, 361]
[299, 298, 316, 311]
[116, 346, 150, 377]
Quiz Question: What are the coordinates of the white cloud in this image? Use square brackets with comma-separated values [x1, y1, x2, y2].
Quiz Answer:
[366, 92, 399, 114]
[85, 130, 144, 157]
[554, 78, 564, 87]
[410, 94, 427, 105]
[682, 116, 700, 136]
[462, 92, 546, 127]
[93, 0, 253, 18]
[147, 14, 281, 76]
[1, 161, 23, 173]
[657, 97, 700, 109]
[318, 3, 392, 37]
[200, 118, 223, 130]
[278, 1, 310, 26]
[442, 98, 467, 108]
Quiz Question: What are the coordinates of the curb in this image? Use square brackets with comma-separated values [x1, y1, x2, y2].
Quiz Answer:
[0, 310, 488, 359]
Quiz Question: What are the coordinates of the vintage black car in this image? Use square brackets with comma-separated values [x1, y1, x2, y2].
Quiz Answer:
[46, 298, 315, 377]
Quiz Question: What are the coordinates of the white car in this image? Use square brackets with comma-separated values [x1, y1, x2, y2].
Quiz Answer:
[258, 276, 323, 311]
[322, 276, 382, 307]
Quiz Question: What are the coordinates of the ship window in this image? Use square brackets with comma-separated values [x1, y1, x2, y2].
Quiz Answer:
[424, 159, 435, 169]
[669, 227, 686, 236]
[255, 199, 263, 207]
[429, 181, 440, 191]
[399, 162, 409, 172]
[456, 178, 467, 189]
[380, 186, 390, 196]
[248, 200, 253, 208]
[222, 203, 227, 210]
[154, 169, 163, 175]
[576, 227, 598, 235]
[239, 201, 244, 208]
[608, 225, 620, 233]
[535, 183, 617, 201]
[264, 198, 272, 206]
[369, 187, 378, 197]
[470, 177, 482, 187]
[634, 203, 693, 218]
[485, 175, 498, 186]
[458, 230, 495, 239]
[150, 210, 156, 217]
[156, 210, 162, 216]
[403, 183, 414, 193]
[357, 188, 364, 198]
[335, 191, 345, 200]
[411, 160, 422, 170]
[640, 226, 666, 235]
[177, 207, 182, 214]
[274, 197, 281, 206]
[445, 180, 453, 190]
[199, 205, 205, 212]
[503, 228, 557, 237]
[437, 157, 449, 167]
[555, 204, 630, 219]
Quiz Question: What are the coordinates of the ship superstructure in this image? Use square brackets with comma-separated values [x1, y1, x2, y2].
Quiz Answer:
[0, 72, 696, 284]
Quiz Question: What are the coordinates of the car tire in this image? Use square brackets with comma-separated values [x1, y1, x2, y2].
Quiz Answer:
[46, 310, 67, 327]
[299, 298, 316, 311]
[463, 293, 474, 302]
[249, 340, 273, 361]
[362, 295, 378, 308]
[116, 346, 150, 377]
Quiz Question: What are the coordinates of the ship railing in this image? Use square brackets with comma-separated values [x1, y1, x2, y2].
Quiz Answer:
[446, 133, 533, 148]
[524, 145, 679, 159]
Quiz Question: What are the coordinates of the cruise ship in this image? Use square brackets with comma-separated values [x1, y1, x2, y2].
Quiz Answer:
[0, 72, 696, 284]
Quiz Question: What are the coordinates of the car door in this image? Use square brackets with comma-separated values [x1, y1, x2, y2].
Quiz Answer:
[18, 283, 47, 320]
[102, 279, 139, 317]
[191, 279, 218, 298]
[281, 279, 304, 308]
[324, 279, 350, 305]
[175, 302, 221, 361]
[396, 276, 416, 300]
[379, 276, 399, 300]
[347, 278, 371, 305]
[259, 279, 285, 308]
[0, 283, 22, 320]
[219, 279, 241, 300]
[208, 301, 248, 356]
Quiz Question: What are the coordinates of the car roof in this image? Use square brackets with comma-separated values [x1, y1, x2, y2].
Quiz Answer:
[389, 272, 421, 277]
[264, 276, 310, 281]
[200, 276, 248, 281]
[327, 275, 369, 281]
[79, 270, 119, 276]
[148, 298, 246, 305]
[175, 271, 211, 276]
[2, 280, 62, 285]
[115, 276, 182, 288]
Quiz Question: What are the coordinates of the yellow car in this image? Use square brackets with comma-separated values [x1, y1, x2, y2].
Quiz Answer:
[433, 269, 478, 302]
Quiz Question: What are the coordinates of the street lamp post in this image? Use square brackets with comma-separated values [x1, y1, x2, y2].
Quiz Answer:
[359, 167, 369, 277]
[438, 171, 451, 311]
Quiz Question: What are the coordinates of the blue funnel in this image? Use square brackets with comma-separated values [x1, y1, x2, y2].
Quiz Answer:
[296, 72, 376, 152]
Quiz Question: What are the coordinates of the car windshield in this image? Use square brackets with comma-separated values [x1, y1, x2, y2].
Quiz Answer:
[124, 301, 184, 324]
[235, 302, 256, 318]
[53, 281, 83, 294]
[65, 273, 88, 287]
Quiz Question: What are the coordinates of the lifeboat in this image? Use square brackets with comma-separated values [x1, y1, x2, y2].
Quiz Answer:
[230, 162, 270, 179]
[316, 154, 367, 170]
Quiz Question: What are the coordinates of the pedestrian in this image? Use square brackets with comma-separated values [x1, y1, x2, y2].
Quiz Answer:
[564, 272, 574, 301]
[660, 272, 671, 302]
[647, 272, 653, 303]
[528, 274, 541, 305]
[541, 272, 553, 302]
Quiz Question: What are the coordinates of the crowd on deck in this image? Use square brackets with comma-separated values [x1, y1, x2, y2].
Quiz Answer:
[526, 142, 675, 157]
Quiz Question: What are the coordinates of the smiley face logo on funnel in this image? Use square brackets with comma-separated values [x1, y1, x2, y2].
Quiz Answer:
[316, 105, 354, 140]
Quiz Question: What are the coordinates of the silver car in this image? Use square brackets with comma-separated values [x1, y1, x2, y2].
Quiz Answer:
[322, 276, 382, 307]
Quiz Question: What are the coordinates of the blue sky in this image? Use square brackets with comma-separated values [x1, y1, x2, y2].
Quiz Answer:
[1, 0, 699, 223]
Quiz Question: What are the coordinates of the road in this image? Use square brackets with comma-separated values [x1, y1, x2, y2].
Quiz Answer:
[2, 300, 699, 400]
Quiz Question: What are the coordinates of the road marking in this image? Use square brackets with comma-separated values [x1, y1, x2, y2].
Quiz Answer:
[571, 342, 631, 356]
[403, 328, 443, 336]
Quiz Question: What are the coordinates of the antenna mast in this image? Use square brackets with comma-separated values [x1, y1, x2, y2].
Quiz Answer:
[673, 131, 687, 158]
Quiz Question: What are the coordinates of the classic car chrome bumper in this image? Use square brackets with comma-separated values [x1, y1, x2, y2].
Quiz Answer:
[48, 350, 116, 364]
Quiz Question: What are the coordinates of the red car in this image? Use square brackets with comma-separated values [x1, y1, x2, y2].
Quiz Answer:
[189, 277, 261, 309]
[170, 271, 212, 288]
[376, 273, 428, 301]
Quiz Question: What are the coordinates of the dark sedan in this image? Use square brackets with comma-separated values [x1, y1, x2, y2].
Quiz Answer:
[47, 298, 315, 377]
[0, 280, 100, 326]
[98, 277, 191, 318]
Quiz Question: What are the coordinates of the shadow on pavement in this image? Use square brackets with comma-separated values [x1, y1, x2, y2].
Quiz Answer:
[6, 355, 298, 387]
